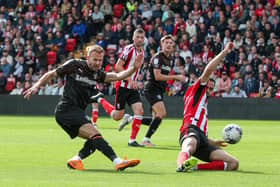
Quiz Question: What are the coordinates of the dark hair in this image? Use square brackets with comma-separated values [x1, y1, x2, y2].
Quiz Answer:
[160, 34, 175, 44]
[209, 78, 215, 85]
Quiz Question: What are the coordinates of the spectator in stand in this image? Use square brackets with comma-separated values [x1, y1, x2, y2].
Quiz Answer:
[244, 65, 257, 95]
[0, 57, 11, 77]
[1, 50, 13, 66]
[13, 56, 24, 81]
[92, 5, 104, 34]
[273, 79, 280, 98]
[51, 77, 64, 95]
[272, 53, 280, 78]
[257, 79, 272, 98]
[0, 70, 6, 93]
[100, 0, 112, 24]
[221, 86, 232, 98]
[256, 71, 267, 91]
[10, 81, 23, 95]
[200, 44, 214, 64]
[230, 84, 248, 98]
[217, 71, 232, 97]
[35, 43, 48, 71]
[71, 18, 86, 48]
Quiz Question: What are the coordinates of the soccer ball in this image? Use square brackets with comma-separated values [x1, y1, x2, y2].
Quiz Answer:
[222, 124, 242, 144]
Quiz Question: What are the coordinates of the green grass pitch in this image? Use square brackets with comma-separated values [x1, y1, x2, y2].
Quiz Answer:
[0, 116, 279, 187]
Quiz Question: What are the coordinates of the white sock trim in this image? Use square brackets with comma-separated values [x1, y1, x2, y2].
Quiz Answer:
[113, 158, 122, 165]
[224, 162, 228, 170]
[143, 137, 150, 142]
[110, 110, 115, 118]
[71, 155, 81, 160]
[133, 115, 143, 120]
[129, 139, 136, 143]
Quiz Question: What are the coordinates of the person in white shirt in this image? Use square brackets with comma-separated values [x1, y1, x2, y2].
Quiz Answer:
[10, 81, 23, 95]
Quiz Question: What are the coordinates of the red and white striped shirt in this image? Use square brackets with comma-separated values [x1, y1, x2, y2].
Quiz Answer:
[116, 44, 144, 89]
[180, 79, 208, 136]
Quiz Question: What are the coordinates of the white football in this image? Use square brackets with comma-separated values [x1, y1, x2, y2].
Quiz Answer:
[222, 124, 242, 144]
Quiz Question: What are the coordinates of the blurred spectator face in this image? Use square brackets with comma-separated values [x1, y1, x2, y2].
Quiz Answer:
[222, 72, 227, 80]
[258, 72, 264, 81]
[276, 53, 280, 63]
[16, 81, 22, 89]
[234, 85, 240, 93]
[57, 78, 63, 87]
[109, 57, 115, 64]
[25, 73, 31, 81]
[238, 78, 244, 87]
[105, 23, 111, 31]
[94, 6, 99, 13]
[263, 80, 269, 88]
[2, 50, 8, 57]
[24, 81, 31, 90]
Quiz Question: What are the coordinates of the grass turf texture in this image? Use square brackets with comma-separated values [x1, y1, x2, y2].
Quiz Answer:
[0, 116, 279, 187]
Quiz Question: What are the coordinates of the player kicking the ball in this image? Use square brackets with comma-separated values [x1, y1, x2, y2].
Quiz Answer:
[177, 42, 239, 172]
[24, 45, 140, 171]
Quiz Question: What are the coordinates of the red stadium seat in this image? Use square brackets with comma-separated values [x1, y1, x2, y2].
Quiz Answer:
[113, 4, 123, 18]
[65, 38, 76, 52]
[5, 78, 16, 92]
[47, 51, 57, 65]
[249, 92, 259, 98]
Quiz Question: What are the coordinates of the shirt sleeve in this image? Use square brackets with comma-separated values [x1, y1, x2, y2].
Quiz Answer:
[119, 46, 133, 62]
[192, 79, 206, 93]
[151, 56, 161, 69]
[56, 59, 77, 77]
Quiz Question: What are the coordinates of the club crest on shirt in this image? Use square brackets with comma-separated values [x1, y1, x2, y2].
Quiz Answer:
[78, 68, 83, 73]
[157, 94, 162, 100]
[154, 58, 159, 65]
[116, 103, 121, 109]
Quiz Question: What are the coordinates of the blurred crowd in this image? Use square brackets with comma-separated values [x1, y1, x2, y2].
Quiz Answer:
[0, 0, 280, 98]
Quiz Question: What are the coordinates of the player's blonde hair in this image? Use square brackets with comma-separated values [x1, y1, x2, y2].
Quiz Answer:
[87, 45, 104, 57]
[133, 28, 145, 37]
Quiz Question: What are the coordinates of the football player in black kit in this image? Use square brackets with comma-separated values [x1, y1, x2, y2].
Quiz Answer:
[141, 35, 186, 146]
[23, 45, 143, 171]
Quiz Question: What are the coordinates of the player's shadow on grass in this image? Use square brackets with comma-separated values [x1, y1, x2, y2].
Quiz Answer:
[83, 169, 160, 175]
[236, 170, 267, 175]
[142, 145, 180, 151]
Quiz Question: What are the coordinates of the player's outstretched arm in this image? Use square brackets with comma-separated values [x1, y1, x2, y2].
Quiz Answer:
[199, 42, 233, 84]
[23, 70, 57, 100]
[104, 53, 143, 82]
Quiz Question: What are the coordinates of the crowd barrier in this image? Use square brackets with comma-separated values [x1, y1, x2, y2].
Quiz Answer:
[0, 95, 280, 120]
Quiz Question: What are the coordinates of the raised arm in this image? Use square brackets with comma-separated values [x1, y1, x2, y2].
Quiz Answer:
[23, 69, 58, 100]
[104, 53, 143, 82]
[199, 42, 233, 84]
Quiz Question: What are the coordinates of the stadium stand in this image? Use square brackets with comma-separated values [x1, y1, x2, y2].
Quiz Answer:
[0, 0, 279, 98]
